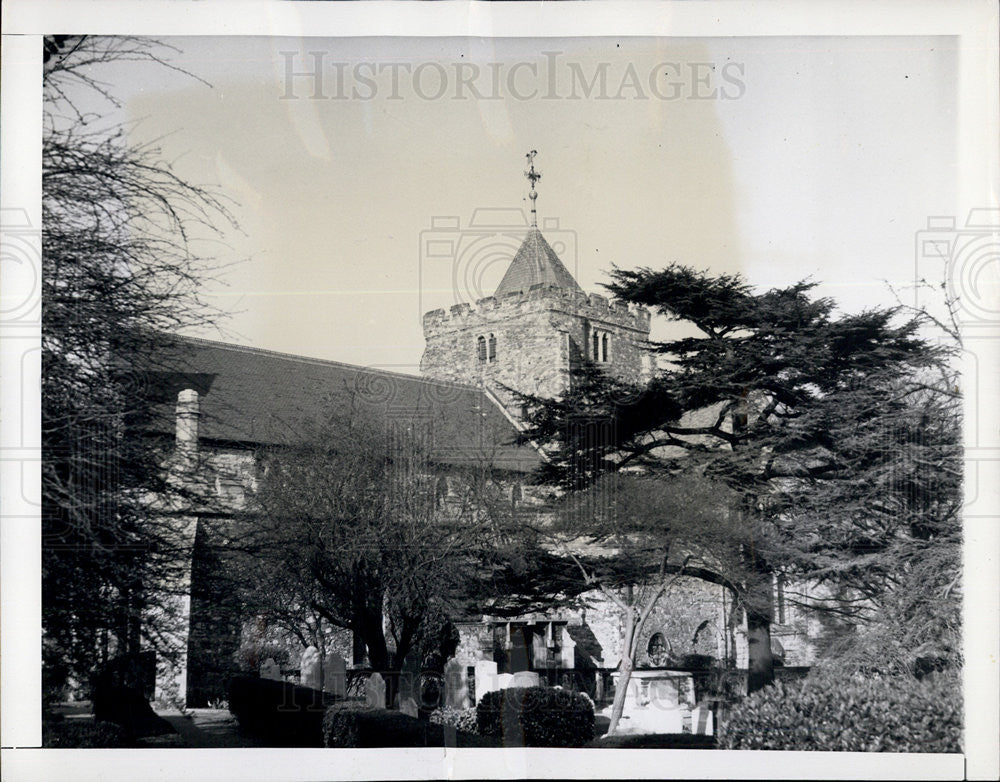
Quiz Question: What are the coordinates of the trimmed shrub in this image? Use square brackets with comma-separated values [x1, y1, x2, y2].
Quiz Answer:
[585, 733, 716, 749]
[476, 686, 595, 747]
[43, 719, 129, 748]
[91, 684, 176, 738]
[719, 668, 962, 752]
[429, 706, 478, 734]
[323, 704, 495, 748]
[228, 675, 336, 747]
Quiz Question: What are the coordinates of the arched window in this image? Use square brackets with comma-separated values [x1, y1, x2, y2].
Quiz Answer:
[488, 334, 497, 362]
[477, 335, 487, 363]
[592, 331, 600, 361]
[602, 333, 609, 363]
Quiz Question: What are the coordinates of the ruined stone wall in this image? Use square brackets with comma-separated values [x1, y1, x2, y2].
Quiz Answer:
[454, 622, 493, 666]
[566, 579, 737, 670]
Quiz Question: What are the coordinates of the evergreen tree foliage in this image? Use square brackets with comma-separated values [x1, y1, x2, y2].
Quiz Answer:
[514, 263, 959, 693]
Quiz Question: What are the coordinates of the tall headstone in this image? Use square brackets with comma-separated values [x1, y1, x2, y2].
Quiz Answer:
[260, 658, 281, 682]
[324, 654, 346, 698]
[300, 646, 321, 690]
[443, 658, 469, 709]
[366, 672, 386, 708]
[474, 660, 499, 703]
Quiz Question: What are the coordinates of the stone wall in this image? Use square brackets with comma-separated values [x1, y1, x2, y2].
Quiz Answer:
[567, 580, 736, 670]
[420, 286, 651, 414]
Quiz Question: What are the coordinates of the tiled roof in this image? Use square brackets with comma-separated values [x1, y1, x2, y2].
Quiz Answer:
[494, 228, 583, 298]
[146, 336, 540, 473]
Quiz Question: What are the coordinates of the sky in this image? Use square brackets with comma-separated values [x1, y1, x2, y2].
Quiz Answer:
[73, 34, 960, 373]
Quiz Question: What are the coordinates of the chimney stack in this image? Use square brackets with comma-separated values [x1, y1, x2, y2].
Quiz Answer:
[175, 388, 200, 456]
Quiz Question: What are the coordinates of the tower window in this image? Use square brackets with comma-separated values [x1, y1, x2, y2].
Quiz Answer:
[477, 334, 497, 364]
[590, 329, 611, 363]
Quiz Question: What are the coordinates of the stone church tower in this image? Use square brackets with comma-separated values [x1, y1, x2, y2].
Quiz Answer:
[420, 154, 652, 416]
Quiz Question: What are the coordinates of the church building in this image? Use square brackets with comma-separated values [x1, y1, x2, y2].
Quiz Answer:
[149, 157, 817, 708]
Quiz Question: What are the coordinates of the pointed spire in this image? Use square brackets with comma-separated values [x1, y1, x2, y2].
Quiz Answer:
[494, 227, 583, 298]
[494, 151, 582, 298]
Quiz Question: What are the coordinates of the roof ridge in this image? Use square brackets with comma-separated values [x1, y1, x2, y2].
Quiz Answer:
[164, 333, 483, 394]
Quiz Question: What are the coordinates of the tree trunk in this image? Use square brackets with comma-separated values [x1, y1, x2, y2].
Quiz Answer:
[606, 601, 636, 735]
[744, 563, 775, 694]
[746, 612, 773, 694]
[359, 609, 402, 708]
[316, 620, 325, 693]
[741, 513, 775, 695]
[606, 654, 634, 735]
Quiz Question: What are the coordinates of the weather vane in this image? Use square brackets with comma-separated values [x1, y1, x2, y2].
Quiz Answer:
[525, 150, 541, 227]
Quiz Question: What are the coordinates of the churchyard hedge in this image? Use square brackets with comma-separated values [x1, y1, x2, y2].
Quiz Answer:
[323, 704, 495, 747]
[586, 732, 716, 749]
[476, 686, 595, 747]
[228, 675, 336, 747]
[719, 668, 961, 752]
[429, 706, 479, 734]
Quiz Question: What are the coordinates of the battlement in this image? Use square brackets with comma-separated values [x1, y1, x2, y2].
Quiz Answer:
[422, 284, 651, 335]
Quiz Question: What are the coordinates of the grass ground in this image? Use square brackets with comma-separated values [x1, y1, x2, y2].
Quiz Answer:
[47, 701, 714, 748]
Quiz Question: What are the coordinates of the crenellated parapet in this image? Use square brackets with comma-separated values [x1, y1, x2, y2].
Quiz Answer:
[422, 283, 651, 337]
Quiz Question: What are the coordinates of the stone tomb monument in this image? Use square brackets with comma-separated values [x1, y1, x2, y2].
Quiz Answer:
[607, 669, 694, 735]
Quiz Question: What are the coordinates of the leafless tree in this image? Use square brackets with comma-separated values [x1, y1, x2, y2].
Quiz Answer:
[228, 405, 510, 706]
[42, 35, 236, 695]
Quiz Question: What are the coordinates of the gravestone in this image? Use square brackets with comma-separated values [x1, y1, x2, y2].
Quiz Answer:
[300, 646, 321, 690]
[366, 672, 386, 708]
[399, 652, 422, 705]
[260, 658, 281, 682]
[324, 654, 346, 698]
[443, 658, 469, 709]
[474, 660, 498, 703]
[495, 673, 514, 691]
[400, 697, 419, 719]
[510, 671, 540, 689]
